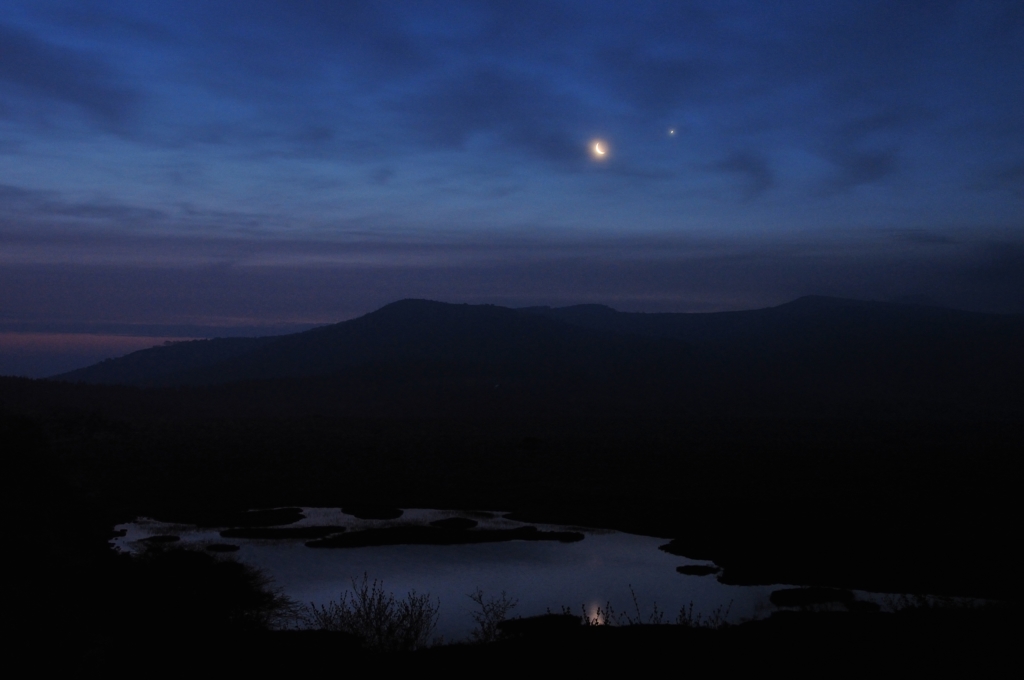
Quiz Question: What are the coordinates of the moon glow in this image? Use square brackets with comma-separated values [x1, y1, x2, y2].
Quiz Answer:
[591, 140, 609, 160]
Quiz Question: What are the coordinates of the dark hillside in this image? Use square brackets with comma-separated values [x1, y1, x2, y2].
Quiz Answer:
[54, 300, 688, 389]
[526, 296, 1024, 365]
[50, 297, 1024, 419]
[56, 336, 281, 385]
[525, 296, 1024, 418]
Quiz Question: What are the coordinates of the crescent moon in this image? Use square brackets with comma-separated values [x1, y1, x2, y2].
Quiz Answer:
[594, 142, 605, 155]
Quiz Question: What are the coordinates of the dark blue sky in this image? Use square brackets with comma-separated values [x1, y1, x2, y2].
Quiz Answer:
[1, 1, 1022, 374]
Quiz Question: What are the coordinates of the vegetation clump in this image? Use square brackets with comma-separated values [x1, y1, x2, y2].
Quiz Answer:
[126, 547, 298, 633]
[570, 588, 732, 629]
[303, 574, 439, 652]
[468, 589, 518, 643]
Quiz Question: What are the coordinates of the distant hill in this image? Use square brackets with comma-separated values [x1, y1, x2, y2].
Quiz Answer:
[54, 299, 683, 387]
[524, 295, 1024, 385]
[523, 295, 1024, 350]
[52, 336, 281, 386]
[50, 296, 1024, 419]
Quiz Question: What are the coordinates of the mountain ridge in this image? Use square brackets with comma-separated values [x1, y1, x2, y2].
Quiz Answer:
[54, 297, 683, 387]
[48, 295, 1024, 420]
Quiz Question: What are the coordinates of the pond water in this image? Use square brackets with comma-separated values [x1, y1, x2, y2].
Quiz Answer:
[112, 508, 869, 640]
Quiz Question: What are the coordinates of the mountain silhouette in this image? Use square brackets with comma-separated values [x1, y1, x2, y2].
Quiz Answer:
[525, 295, 1024, 391]
[55, 299, 683, 387]
[52, 296, 1024, 418]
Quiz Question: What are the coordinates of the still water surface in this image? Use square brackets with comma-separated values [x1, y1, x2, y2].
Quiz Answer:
[114, 508, 789, 640]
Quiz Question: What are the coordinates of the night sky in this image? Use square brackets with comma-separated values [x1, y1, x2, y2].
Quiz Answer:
[1, 2, 1022, 375]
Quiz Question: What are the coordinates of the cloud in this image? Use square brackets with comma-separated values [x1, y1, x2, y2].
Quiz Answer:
[2, 226, 1022, 333]
[0, 2, 1020, 254]
[710, 151, 774, 198]
[370, 168, 395, 185]
[972, 161, 1024, 197]
[0, 22, 137, 128]
[0, 183, 38, 203]
[403, 67, 586, 164]
[960, 241, 1024, 294]
[818, 148, 899, 194]
[0, 183, 166, 228]
[893, 229, 958, 246]
[597, 47, 706, 115]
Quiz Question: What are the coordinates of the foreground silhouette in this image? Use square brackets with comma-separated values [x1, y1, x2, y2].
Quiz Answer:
[6, 296, 1019, 667]
[53, 297, 1024, 422]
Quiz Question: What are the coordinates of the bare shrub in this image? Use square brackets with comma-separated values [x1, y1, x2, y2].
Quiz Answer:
[621, 585, 666, 625]
[304, 574, 439, 651]
[569, 592, 732, 629]
[572, 587, 667, 626]
[677, 600, 732, 629]
[576, 602, 615, 626]
[467, 589, 518, 643]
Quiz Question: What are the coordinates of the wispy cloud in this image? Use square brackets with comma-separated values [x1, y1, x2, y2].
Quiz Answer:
[0, 0, 1021, 332]
[710, 151, 774, 198]
[0, 22, 138, 129]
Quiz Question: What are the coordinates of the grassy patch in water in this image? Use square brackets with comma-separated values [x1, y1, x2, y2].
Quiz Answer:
[306, 525, 583, 548]
[220, 525, 348, 540]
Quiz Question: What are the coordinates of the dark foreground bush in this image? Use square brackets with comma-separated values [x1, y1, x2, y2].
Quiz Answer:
[119, 547, 298, 634]
[304, 575, 439, 651]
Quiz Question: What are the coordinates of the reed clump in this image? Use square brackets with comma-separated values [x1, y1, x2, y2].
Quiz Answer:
[570, 586, 732, 629]
[303, 574, 439, 652]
